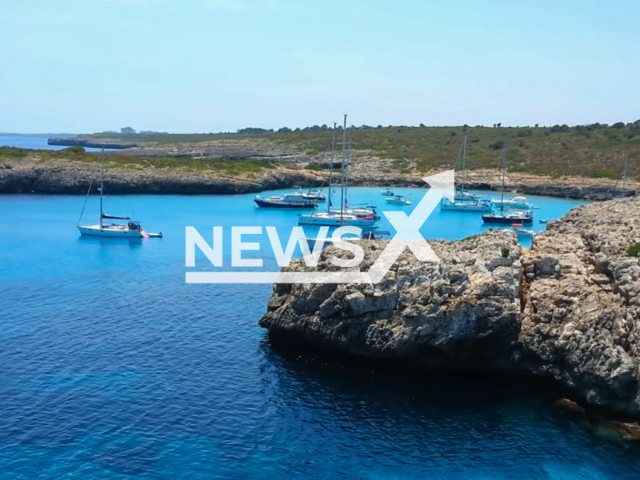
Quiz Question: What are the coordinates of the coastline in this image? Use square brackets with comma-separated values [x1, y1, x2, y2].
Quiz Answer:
[0, 157, 637, 200]
[259, 196, 640, 421]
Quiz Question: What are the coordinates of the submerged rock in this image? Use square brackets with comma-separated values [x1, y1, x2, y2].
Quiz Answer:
[260, 197, 640, 418]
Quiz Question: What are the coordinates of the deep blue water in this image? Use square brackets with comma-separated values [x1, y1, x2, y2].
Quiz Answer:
[0, 134, 115, 152]
[1, 188, 640, 479]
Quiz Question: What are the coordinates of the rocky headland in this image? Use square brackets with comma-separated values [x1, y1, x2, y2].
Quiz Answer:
[0, 155, 637, 200]
[260, 197, 640, 419]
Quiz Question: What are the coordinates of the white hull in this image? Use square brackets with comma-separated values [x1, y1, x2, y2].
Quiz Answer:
[78, 225, 144, 237]
[440, 202, 491, 212]
[491, 201, 532, 210]
[385, 197, 411, 205]
[298, 214, 376, 227]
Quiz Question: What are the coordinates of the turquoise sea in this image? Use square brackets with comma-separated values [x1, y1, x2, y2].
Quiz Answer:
[2, 188, 640, 479]
[0, 134, 115, 152]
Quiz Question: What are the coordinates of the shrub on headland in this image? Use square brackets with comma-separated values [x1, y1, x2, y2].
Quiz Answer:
[627, 242, 640, 257]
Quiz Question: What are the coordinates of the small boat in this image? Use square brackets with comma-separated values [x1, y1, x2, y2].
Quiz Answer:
[482, 212, 534, 225]
[328, 206, 380, 221]
[440, 198, 492, 212]
[483, 145, 533, 225]
[454, 191, 479, 202]
[539, 219, 548, 224]
[440, 136, 489, 211]
[254, 193, 317, 209]
[78, 150, 162, 238]
[385, 195, 411, 205]
[298, 212, 377, 227]
[300, 115, 379, 229]
[491, 196, 533, 210]
[382, 188, 394, 196]
[301, 189, 326, 202]
[514, 227, 536, 237]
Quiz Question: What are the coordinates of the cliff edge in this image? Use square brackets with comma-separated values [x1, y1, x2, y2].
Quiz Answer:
[260, 197, 640, 417]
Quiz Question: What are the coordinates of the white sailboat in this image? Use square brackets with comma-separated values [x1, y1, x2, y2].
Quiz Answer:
[77, 149, 162, 238]
[299, 115, 378, 229]
[491, 196, 533, 210]
[440, 135, 492, 213]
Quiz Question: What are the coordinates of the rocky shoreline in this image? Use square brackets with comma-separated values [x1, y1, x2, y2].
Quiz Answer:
[0, 158, 637, 200]
[260, 197, 640, 420]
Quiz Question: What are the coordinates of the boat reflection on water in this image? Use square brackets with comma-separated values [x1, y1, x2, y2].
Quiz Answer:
[77, 235, 145, 248]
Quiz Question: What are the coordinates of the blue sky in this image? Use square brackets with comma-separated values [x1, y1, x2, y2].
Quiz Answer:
[1, 0, 639, 133]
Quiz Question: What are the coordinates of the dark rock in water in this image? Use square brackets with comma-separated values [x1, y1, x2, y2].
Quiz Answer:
[260, 197, 640, 418]
[556, 398, 587, 415]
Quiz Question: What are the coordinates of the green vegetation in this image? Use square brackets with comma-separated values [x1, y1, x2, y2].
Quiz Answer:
[0, 147, 277, 176]
[501, 247, 510, 258]
[626, 242, 640, 257]
[304, 163, 324, 171]
[264, 123, 640, 179]
[5, 121, 640, 180]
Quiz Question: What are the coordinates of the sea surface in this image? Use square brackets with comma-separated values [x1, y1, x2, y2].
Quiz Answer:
[1, 188, 639, 479]
[0, 134, 115, 152]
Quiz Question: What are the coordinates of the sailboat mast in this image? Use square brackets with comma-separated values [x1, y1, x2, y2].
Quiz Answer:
[461, 134, 467, 194]
[622, 155, 629, 193]
[339, 114, 347, 226]
[100, 147, 105, 228]
[327, 122, 337, 214]
[499, 145, 507, 216]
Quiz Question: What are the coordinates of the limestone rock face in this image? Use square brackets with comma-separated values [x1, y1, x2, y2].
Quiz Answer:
[260, 230, 522, 370]
[260, 197, 640, 417]
[518, 198, 640, 416]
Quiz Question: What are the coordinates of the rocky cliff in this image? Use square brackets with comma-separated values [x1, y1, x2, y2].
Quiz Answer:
[0, 158, 636, 199]
[260, 197, 640, 418]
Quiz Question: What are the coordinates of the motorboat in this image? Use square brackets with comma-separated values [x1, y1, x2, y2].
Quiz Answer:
[491, 196, 533, 210]
[385, 195, 411, 205]
[301, 189, 326, 201]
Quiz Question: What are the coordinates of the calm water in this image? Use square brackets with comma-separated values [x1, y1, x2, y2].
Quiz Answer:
[1, 188, 639, 479]
[0, 134, 115, 152]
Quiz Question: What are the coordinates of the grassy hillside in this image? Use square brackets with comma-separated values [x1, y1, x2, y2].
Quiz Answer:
[0, 147, 275, 176]
[267, 124, 640, 180]
[12, 122, 640, 181]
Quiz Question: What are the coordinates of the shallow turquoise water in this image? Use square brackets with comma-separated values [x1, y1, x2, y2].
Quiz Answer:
[0, 134, 117, 152]
[1, 188, 639, 479]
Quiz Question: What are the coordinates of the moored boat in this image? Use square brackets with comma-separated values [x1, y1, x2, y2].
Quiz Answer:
[385, 195, 411, 205]
[439, 136, 490, 212]
[491, 196, 533, 210]
[301, 189, 326, 201]
[298, 212, 377, 227]
[78, 149, 162, 238]
[483, 144, 534, 225]
[254, 193, 317, 209]
[482, 212, 534, 225]
[382, 188, 394, 196]
[301, 115, 379, 229]
[440, 198, 492, 212]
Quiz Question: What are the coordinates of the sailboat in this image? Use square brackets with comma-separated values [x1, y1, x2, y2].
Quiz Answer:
[440, 135, 492, 212]
[491, 196, 533, 210]
[299, 115, 377, 228]
[482, 144, 533, 225]
[77, 149, 162, 238]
